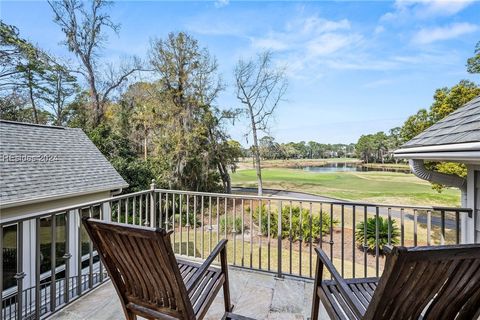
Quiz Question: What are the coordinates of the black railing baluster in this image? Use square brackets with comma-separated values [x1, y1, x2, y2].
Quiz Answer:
[233, 198, 237, 266]
[363, 205, 367, 278]
[249, 199, 253, 269]
[241, 199, 245, 267]
[267, 200, 271, 271]
[201, 196, 205, 259]
[400, 208, 405, 246]
[427, 210, 432, 246]
[299, 202, 303, 277]
[352, 205, 356, 278]
[441, 210, 446, 245]
[341, 204, 344, 277]
[330, 203, 334, 279]
[375, 207, 379, 278]
[456, 211, 460, 244]
[277, 200, 283, 278]
[414, 209, 418, 246]
[289, 201, 293, 274]
[259, 199, 262, 270]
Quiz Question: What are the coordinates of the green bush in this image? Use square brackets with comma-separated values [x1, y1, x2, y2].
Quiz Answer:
[171, 212, 201, 228]
[219, 215, 244, 234]
[355, 216, 400, 253]
[251, 205, 338, 242]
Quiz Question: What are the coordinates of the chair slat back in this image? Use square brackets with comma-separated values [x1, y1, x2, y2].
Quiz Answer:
[364, 244, 480, 320]
[83, 218, 196, 319]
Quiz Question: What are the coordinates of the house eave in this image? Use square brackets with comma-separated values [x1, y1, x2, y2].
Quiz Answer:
[0, 184, 129, 210]
[394, 142, 480, 163]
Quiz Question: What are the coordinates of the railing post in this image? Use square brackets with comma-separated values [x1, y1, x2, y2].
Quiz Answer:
[102, 202, 112, 222]
[150, 179, 157, 228]
[276, 200, 283, 279]
[15, 221, 25, 320]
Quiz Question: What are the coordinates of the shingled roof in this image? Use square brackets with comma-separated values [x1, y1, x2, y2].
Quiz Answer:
[402, 95, 480, 148]
[0, 120, 128, 208]
[394, 95, 480, 161]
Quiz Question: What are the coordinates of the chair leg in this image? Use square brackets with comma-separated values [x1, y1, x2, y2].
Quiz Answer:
[126, 311, 137, 320]
[220, 247, 234, 312]
[310, 255, 323, 320]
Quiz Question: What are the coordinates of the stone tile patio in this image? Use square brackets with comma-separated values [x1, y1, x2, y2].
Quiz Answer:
[48, 267, 329, 320]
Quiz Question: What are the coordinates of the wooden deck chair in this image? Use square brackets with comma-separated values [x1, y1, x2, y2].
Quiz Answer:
[82, 217, 234, 320]
[311, 244, 480, 320]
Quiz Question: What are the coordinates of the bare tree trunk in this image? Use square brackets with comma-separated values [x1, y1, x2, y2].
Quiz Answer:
[27, 71, 39, 124]
[217, 162, 232, 194]
[88, 73, 102, 126]
[250, 116, 263, 195]
[144, 135, 148, 160]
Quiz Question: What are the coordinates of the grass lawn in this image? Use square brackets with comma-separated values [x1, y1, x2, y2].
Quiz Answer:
[231, 168, 460, 207]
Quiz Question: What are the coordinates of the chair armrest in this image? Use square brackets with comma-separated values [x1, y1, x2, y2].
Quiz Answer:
[315, 247, 365, 318]
[186, 239, 228, 293]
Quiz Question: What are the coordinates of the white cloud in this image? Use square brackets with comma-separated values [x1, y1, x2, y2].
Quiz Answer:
[250, 15, 361, 56]
[412, 22, 478, 44]
[214, 0, 229, 8]
[362, 79, 394, 88]
[381, 0, 475, 22]
[374, 26, 386, 35]
[247, 15, 367, 79]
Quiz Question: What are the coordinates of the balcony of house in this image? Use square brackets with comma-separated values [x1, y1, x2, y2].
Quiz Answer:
[0, 188, 473, 320]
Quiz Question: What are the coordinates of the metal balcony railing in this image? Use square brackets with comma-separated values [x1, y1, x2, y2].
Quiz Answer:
[0, 187, 472, 320]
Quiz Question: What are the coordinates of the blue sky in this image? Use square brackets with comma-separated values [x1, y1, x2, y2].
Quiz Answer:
[1, 0, 479, 145]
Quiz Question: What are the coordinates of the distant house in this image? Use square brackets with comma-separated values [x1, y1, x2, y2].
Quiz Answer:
[395, 96, 480, 243]
[0, 120, 128, 220]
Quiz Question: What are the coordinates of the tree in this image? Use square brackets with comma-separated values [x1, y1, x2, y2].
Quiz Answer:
[401, 80, 480, 142]
[467, 41, 480, 74]
[149, 32, 235, 192]
[0, 22, 50, 123]
[120, 82, 158, 160]
[42, 63, 78, 125]
[400, 109, 430, 142]
[1, 22, 78, 125]
[0, 90, 48, 123]
[49, 0, 141, 126]
[235, 51, 287, 195]
[429, 80, 480, 122]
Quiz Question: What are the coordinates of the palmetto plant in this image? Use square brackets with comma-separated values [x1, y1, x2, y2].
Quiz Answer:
[355, 216, 400, 254]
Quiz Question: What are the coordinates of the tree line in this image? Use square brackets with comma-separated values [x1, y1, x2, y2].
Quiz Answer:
[0, 0, 287, 195]
[248, 136, 356, 160]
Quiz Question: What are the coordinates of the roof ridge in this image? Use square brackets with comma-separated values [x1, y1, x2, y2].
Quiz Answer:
[0, 119, 66, 130]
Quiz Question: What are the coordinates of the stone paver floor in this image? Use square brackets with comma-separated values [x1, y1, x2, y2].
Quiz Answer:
[48, 267, 329, 320]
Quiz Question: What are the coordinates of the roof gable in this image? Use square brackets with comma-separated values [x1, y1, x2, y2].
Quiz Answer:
[0, 121, 128, 207]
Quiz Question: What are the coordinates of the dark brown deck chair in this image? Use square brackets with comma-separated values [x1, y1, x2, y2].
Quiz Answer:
[82, 217, 234, 320]
[311, 244, 480, 320]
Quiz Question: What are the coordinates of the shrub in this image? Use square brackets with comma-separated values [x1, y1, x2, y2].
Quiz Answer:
[171, 212, 201, 228]
[251, 205, 338, 242]
[355, 216, 400, 253]
[219, 215, 244, 234]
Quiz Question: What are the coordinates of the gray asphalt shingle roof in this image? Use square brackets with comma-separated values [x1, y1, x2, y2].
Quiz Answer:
[0, 120, 128, 206]
[402, 95, 480, 148]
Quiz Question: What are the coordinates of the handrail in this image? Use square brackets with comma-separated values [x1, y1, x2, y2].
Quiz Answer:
[2, 188, 471, 226]
[0, 189, 152, 225]
[155, 188, 471, 213]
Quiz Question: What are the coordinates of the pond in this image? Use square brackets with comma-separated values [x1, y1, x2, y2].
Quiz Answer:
[301, 162, 410, 173]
